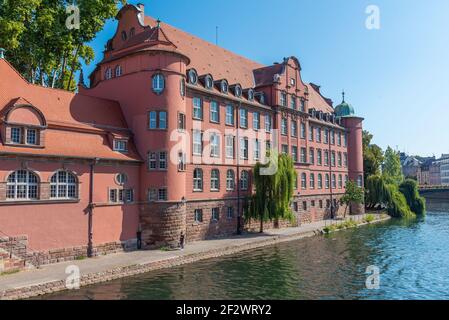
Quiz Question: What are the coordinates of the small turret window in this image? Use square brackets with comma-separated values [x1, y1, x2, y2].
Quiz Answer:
[152, 73, 165, 94]
[105, 68, 112, 80]
[205, 75, 213, 89]
[234, 85, 242, 98]
[115, 65, 122, 77]
[188, 69, 198, 85]
[221, 80, 228, 94]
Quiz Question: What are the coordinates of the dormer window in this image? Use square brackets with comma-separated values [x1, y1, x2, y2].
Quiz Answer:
[247, 89, 255, 101]
[205, 75, 213, 89]
[152, 73, 165, 95]
[11, 127, 21, 144]
[26, 129, 37, 145]
[105, 68, 112, 80]
[114, 140, 128, 152]
[188, 69, 198, 85]
[234, 85, 242, 98]
[221, 80, 229, 94]
[9, 127, 38, 146]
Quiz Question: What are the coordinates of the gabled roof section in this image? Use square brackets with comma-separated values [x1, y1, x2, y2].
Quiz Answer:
[306, 83, 335, 114]
[144, 16, 264, 88]
[253, 63, 285, 87]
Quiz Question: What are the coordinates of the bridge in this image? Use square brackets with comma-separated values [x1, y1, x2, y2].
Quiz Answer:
[419, 187, 449, 210]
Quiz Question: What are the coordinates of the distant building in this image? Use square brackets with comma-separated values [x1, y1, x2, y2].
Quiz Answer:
[401, 156, 421, 179]
[429, 162, 441, 186]
[434, 155, 449, 186]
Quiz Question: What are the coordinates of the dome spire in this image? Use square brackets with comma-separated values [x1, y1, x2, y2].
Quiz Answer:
[342, 90, 345, 103]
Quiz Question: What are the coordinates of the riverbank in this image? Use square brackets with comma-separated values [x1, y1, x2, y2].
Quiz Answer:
[0, 213, 389, 300]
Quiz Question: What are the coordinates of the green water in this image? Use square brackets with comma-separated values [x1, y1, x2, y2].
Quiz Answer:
[42, 206, 449, 300]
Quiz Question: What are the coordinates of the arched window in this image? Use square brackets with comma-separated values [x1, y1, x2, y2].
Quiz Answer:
[310, 173, 315, 189]
[226, 170, 235, 191]
[205, 75, 213, 89]
[188, 69, 198, 85]
[116, 173, 128, 186]
[152, 73, 165, 94]
[240, 170, 249, 191]
[211, 169, 220, 191]
[115, 65, 122, 77]
[193, 168, 203, 191]
[105, 68, 112, 80]
[50, 171, 78, 199]
[221, 80, 229, 94]
[6, 170, 39, 200]
[318, 174, 323, 189]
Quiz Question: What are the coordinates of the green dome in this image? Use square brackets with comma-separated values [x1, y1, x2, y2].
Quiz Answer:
[334, 91, 355, 117]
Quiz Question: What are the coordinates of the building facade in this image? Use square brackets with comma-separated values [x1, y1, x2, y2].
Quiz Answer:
[0, 4, 364, 263]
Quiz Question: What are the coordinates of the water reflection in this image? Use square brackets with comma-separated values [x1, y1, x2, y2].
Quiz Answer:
[39, 211, 449, 300]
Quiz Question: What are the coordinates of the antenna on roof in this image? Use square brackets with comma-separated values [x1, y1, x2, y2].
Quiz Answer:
[216, 26, 219, 45]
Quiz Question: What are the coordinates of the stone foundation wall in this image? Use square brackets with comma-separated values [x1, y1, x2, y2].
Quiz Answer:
[0, 236, 27, 272]
[140, 202, 187, 249]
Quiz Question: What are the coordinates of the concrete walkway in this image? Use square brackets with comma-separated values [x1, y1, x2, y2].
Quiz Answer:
[0, 213, 388, 299]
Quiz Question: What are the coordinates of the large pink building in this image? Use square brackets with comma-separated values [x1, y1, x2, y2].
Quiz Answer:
[0, 4, 363, 266]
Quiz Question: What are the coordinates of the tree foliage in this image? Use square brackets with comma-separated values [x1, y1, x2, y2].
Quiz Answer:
[246, 154, 296, 233]
[399, 179, 426, 216]
[340, 180, 364, 217]
[383, 146, 403, 185]
[363, 130, 384, 180]
[0, 0, 125, 90]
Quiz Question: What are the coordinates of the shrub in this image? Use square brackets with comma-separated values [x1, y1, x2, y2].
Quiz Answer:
[364, 214, 375, 223]
[399, 179, 426, 215]
[385, 184, 415, 218]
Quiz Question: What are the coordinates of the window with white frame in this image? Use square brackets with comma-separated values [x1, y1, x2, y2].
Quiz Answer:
[337, 132, 342, 146]
[226, 105, 234, 125]
[240, 171, 249, 191]
[331, 151, 336, 167]
[6, 170, 38, 200]
[158, 188, 168, 201]
[357, 175, 363, 187]
[211, 169, 220, 191]
[343, 134, 347, 147]
[344, 153, 348, 167]
[193, 168, 203, 191]
[281, 118, 288, 135]
[338, 175, 343, 188]
[210, 133, 220, 158]
[178, 112, 186, 131]
[26, 129, 37, 145]
[114, 140, 127, 152]
[290, 96, 297, 109]
[317, 149, 322, 166]
[309, 124, 314, 141]
[324, 150, 329, 166]
[11, 127, 22, 144]
[330, 130, 335, 145]
[338, 152, 342, 167]
[318, 174, 323, 189]
[282, 144, 288, 155]
[159, 152, 167, 170]
[300, 99, 305, 112]
[310, 173, 315, 189]
[292, 146, 298, 162]
[325, 174, 330, 189]
[226, 170, 235, 191]
[211, 207, 220, 222]
[193, 130, 203, 156]
[105, 68, 112, 80]
[316, 127, 322, 143]
[254, 139, 260, 160]
[300, 122, 306, 139]
[225, 135, 234, 159]
[265, 114, 272, 132]
[148, 152, 157, 170]
[300, 147, 307, 163]
[280, 92, 287, 106]
[226, 207, 234, 219]
[210, 101, 220, 123]
[193, 97, 203, 120]
[332, 174, 337, 189]
[324, 128, 329, 144]
[301, 173, 307, 190]
[115, 65, 122, 77]
[159, 111, 167, 130]
[50, 171, 77, 199]
[240, 137, 248, 159]
[178, 152, 186, 171]
[152, 73, 165, 94]
[149, 111, 157, 129]
[309, 148, 315, 164]
[253, 112, 260, 130]
[194, 209, 203, 223]
[240, 109, 248, 128]
[291, 120, 297, 137]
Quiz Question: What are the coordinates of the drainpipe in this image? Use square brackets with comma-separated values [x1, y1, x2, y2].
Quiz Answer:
[236, 102, 242, 235]
[87, 158, 100, 257]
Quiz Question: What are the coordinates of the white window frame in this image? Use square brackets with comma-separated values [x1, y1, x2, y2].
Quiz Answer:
[6, 170, 39, 200]
[152, 73, 165, 94]
[50, 171, 78, 199]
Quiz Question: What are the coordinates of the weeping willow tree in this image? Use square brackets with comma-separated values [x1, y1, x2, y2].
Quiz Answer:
[246, 153, 297, 233]
[399, 179, 426, 216]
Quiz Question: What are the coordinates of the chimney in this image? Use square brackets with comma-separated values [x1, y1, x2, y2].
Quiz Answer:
[0, 48, 5, 59]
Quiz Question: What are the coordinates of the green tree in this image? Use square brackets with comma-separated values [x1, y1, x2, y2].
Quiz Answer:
[399, 179, 426, 215]
[383, 146, 403, 184]
[363, 130, 384, 180]
[0, 0, 125, 90]
[247, 154, 296, 233]
[340, 180, 364, 218]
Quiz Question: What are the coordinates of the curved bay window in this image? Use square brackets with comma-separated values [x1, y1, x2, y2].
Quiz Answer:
[50, 171, 78, 199]
[6, 170, 39, 200]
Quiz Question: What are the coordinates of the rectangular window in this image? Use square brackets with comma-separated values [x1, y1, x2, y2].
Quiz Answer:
[266, 140, 271, 157]
[282, 144, 288, 155]
[193, 130, 202, 156]
[265, 114, 272, 132]
[226, 105, 234, 125]
[303, 201, 307, 211]
[210, 101, 220, 123]
[26, 129, 37, 145]
[309, 124, 314, 141]
[310, 174, 315, 189]
[344, 153, 348, 167]
[126, 189, 134, 203]
[309, 148, 315, 164]
[253, 112, 260, 130]
[159, 111, 167, 129]
[300, 123, 306, 139]
[300, 147, 307, 163]
[225, 136, 235, 159]
[211, 208, 220, 222]
[114, 140, 127, 152]
[149, 111, 157, 129]
[338, 152, 342, 167]
[330, 130, 335, 145]
[193, 97, 203, 120]
[254, 139, 260, 160]
[317, 149, 322, 166]
[226, 207, 234, 220]
[11, 127, 21, 144]
[178, 112, 186, 130]
[337, 132, 342, 146]
[240, 137, 249, 159]
[300, 99, 305, 112]
[331, 151, 336, 167]
[148, 189, 157, 201]
[158, 188, 168, 201]
[316, 127, 322, 143]
[324, 128, 329, 144]
[210, 133, 220, 158]
[324, 150, 329, 166]
[109, 189, 117, 203]
[292, 146, 298, 162]
[281, 118, 288, 135]
[343, 134, 347, 147]
[280, 92, 287, 106]
[291, 120, 297, 137]
[194, 209, 203, 223]
[149, 152, 157, 170]
[240, 109, 248, 128]
[159, 152, 167, 170]
[178, 152, 186, 171]
[290, 96, 297, 109]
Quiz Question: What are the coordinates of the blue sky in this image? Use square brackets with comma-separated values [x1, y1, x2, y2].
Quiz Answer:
[83, 0, 449, 157]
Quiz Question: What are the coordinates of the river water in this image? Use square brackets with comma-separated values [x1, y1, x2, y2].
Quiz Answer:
[41, 200, 449, 300]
